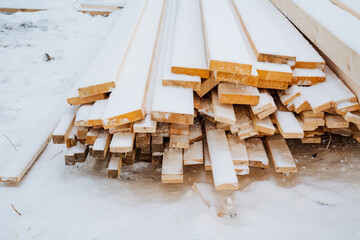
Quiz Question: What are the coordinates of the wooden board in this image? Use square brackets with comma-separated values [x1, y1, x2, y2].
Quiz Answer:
[330, 0, 360, 21]
[233, 0, 296, 65]
[238, 125, 258, 140]
[203, 140, 212, 171]
[302, 137, 322, 144]
[101, 0, 165, 129]
[195, 72, 219, 98]
[170, 0, 210, 78]
[133, 114, 157, 133]
[184, 140, 203, 165]
[278, 85, 301, 106]
[67, 92, 108, 105]
[344, 111, 360, 125]
[251, 89, 275, 115]
[250, 111, 276, 135]
[230, 105, 252, 134]
[245, 138, 269, 168]
[217, 82, 259, 105]
[86, 128, 100, 145]
[170, 124, 190, 136]
[109, 132, 135, 153]
[92, 130, 111, 159]
[162, 147, 183, 183]
[325, 114, 349, 129]
[200, 0, 252, 74]
[257, 105, 277, 120]
[109, 123, 133, 134]
[270, 0, 360, 100]
[265, 135, 297, 173]
[169, 134, 189, 149]
[189, 118, 203, 144]
[274, 110, 304, 138]
[257, 79, 288, 90]
[227, 134, 249, 165]
[52, 106, 77, 144]
[107, 155, 122, 179]
[205, 123, 238, 190]
[234, 164, 250, 175]
[292, 68, 326, 86]
[211, 89, 236, 125]
[215, 71, 258, 86]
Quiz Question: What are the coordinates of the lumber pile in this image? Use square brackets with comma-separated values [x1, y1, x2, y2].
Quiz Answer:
[49, 0, 360, 191]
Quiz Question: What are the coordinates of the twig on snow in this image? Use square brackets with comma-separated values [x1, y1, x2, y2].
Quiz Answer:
[11, 204, 22, 216]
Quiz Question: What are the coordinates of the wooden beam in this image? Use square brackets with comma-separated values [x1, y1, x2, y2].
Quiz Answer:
[227, 134, 249, 165]
[110, 132, 135, 153]
[217, 82, 259, 105]
[211, 89, 236, 125]
[162, 147, 183, 183]
[330, 0, 360, 21]
[195, 72, 219, 98]
[245, 137, 269, 168]
[52, 106, 77, 144]
[92, 130, 111, 159]
[184, 140, 204, 165]
[107, 155, 122, 179]
[274, 110, 304, 138]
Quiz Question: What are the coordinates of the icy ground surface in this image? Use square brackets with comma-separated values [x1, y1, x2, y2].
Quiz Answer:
[1, 7, 360, 240]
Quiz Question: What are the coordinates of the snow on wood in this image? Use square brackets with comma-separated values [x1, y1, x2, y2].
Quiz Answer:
[171, 0, 209, 78]
[245, 137, 269, 168]
[227, 134, 248, 165]
[198, 95, 215, 122]
[81, 2, 124, 10]
[250, 112, 276, 135]
[75, 104, 93, 127]
[205, 123, 238, 190]
[238, 125, 258, 140]
[189, 119, 203, 144]
[101, 0, 165, 129]
[257, 105, 277, 120]
[251, 90, 274, 115]
[271, 0, 360, 99]
[234, 164, 250, 176]
[133, 114, 157, 133]
[52, 106, 78, 144]
[211, 89, 236, 125]
[151, 0, 194, 125]
[200, 0, 252, 74]
[184, 140, 203, 165]
[218, 82, 260, 105]
[195, 72, 219, 98]
[162, 0, 201, 91]
[335, 101, 360, 115]
[325, 115, 349, 129]
[77, 0, 147, 97]
[299, 86, 332, 113]
[292, 68, 326, 86]
[86, 128, 100, 145]
[203, 140, 212, 171]
[233, 0, 296, 65]
[344, 111, 360, 124]
[330, 0, 360, 20]
[170, 124, 189, 136]
[169, 134, 189, 149]
[77, 126, 89, 140]
[274, 110, 304, 138]
[278, 85, 301, 106]
[192, 183, 225, 217]
[255, 62, 293, 82]
[288, 94, 310, 114]
[107, 155, 122, 179]
[162, 147, 183, 183]
[65, 142, 89, 165]
[109, 123, 133, 134]
[109, 132, 135, 153]
[92, 130, 111, 159]
[257, 0, 325, 69]
[230, 106, 252, 134]
[87, 99, 108, 127]
[265, 135, 297, 173]
[67, 90, 108, 105]
[66, 125, 78, 148]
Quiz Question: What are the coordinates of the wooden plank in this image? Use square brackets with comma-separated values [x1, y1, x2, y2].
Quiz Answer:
[109, 132, 135, 153]
[230, 105, 252, 134]
[77, 0, 147, 97]
[151, 0, 194, 125]
[330, 0, 360, 21]
[302, 137, 322, 144]
[162, 147, 183, 183]
[274, 110, 304, 138]
[278, 85, 301, 106]
[299, 86, 332, 113]
[245, 138, 269, 168]
[344, 111, 360, 125]
[227, 134, 249, 165]
[250, 89, 274, 115]
[170, 124, 189, 136]
[217, 82, 259, 105]
[86, 128, 100, 145]
[66, 125, 78, 148]
[195, 72, 219, 98]
[109, 123, 133, 134]
[65, 142, 89, 165]
[189, 118, 203, 144]
[151, 122, 170, 137]
[151, 135, 164, 153]
[301, 111, 324, 118]
[233, 0, 296, 65]
[215, 70, 258, 86]
[238, 125, 258, 140]
[325, 114, 349, 129]
[250, 111, 276, 135]
[92, 130, 111, 159]
[335, 101, 360, 115]
[198, 95, 215, 122]
[52, 106, 77, 144]
[265, 135, 297, 173]
[67, 92, 108, 105]
[81, 2, 124, 10]
[256, 62, 293, 82]
[77, 126, 89, 140]
[200, 0, 252, 74]
[74, 104, 93, 127]
[234, 164, 250, 175]
[203, 140, 212, 171]
[211, 89, 236, 125]
[107, 155, 122, 179]
[133, 114, 157, 133]
[86, 99, 107, 127]
[101, 0, 165, 129]
[257, 79, 288, 90]
[184, 140, 204, 165]
[205, 123, 238, 190]
[169, 134, 189, 149]
[270, 0, 360, 100]
[257, 105, 277, 120]
[292, 68, 326, 86]
[170, 0, 210, 78]
[136, 133, 148, 148]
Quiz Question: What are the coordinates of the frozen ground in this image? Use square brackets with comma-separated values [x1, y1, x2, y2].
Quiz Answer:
[1, 5, 360, 240]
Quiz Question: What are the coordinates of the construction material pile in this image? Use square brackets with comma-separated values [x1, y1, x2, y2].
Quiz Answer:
[53, 0, 360, 190]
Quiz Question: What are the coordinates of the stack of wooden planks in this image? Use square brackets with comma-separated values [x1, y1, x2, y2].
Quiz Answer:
[48, 0, 360, 190]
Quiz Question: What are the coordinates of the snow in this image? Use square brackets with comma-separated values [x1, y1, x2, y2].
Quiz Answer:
[256, 61, 293, 73]
[108, 155, 121, 170]
[92, 130, 109, 151]
[162, 147, 183, 175]
[109, 132, 134, 150]
[227, 134, 248, 163]
[171, 0, 208, 71]
[266, 135, 296, 169]
[65, 142, 87, 156]
[200, 0, 252, 65]
[88, 99, 108, 121]
[102, 0, 164, 120]
[293, 68, 326, 77]
[293, 0, 360, 54]
[75, 104, 93, 123]
[275, 111, 303, 134]
[212, 89, 236, 125]
[245, 137, 269, 166]
[183, 140, 203, 164]
[233, 0, 294, 58]
[52, 106, 77, 136]
[251, 91, 274, 114]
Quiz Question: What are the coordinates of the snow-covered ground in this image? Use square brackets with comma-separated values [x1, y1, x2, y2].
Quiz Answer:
[1, 5, 360, 240]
